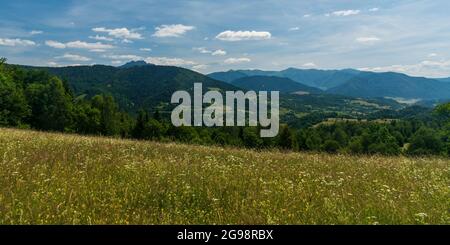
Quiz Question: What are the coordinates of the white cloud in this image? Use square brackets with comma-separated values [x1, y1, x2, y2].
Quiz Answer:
[289, 27, 300, 31]
[224, 57, 251, 64]
[302, 62, 317, 68]
[194, 47, 227, 56]
[30, 30, 43, 35]
[45, 40, 66, 49]
[303, 14, 311, 18]
[152, 24, 195, 37]
[331, 10, 360, 16]
[47, 61, 60, 67]
[0, 38, 36, 47]
[56, 53, 91, 62]
[104, 54, 143, 60]
[192, 64, 209, 71]
[140, 48, 152, 52]
[89, 35, 114, 41]
[428, 53, 438, 57]
[89, 49, 106, 53]
[144, 56, 197, 66]
[369, 8, 380, 12]
[356, 36, 381, 43]
[216, 30, 271, 41]
[92, 27, 143, 40]
[66, 41, 114, 50]
[45, 40, 114, 50]
[111, 60, 123, 65]
[193, 47, 212, 54]
[212, 49, 226, 56]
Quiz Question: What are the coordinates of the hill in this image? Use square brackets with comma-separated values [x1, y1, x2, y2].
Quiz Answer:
[229, 75, 322, 94]
[31, 64, 239, 112]
[0, 127, 448, 224]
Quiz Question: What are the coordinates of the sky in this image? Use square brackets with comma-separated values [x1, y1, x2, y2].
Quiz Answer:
[1, 0, 450, 78]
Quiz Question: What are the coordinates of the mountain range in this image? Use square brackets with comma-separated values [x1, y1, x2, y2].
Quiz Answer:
[209, 68, 450, 100]
[20, 60, 405, 124]
[229, 75, 322, 94]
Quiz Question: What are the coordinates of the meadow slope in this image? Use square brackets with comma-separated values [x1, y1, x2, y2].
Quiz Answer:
[0, 128, 448, 224]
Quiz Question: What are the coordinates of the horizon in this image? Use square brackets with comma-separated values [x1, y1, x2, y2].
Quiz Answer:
[1, 1, 450, 77]
[7, 59, 449, 80]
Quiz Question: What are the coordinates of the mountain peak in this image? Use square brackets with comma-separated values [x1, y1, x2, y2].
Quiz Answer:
[119, 60, 153, 68]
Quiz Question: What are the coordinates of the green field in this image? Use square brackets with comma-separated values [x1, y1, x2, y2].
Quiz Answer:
[0, 128, 448, 224]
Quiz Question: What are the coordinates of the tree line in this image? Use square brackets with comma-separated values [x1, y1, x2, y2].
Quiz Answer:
[1, 58, 449, 156]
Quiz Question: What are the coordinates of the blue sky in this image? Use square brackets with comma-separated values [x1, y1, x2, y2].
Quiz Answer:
[1, 0, 450, 77]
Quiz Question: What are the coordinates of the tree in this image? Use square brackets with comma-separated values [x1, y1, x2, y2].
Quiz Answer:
[0, 63, 30, 126]
[407, 127, 444, 155]
[367, 127, 400, 155]
[348, 137, 364, 154]
[142, 118, 166, 140]
[322, 139, 340, 153]
[242, 127, 263, 148]
[91, 95, 121, 135]
[25, 77, 73, 131]
[305, 130, 321, 151]
[278, 125, 295, 149]
[133, 109, 149, 139]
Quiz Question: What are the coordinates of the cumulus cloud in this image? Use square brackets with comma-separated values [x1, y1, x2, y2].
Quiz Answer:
[192, 64, 209, 71]
[152, 24, 195, 37]
[92, 27, 143, 40]
[212, 49, 226, 56]
[55, 53, 91, 62]
[144, 56, 197, 66]
[45, 40, 114, 50]
[224, 57, 251, 64]
[193, 47, 212, 54]
[89, 35, 114, 41]
[47, 61, 60, 67]
[45, 40, 66, 49]
[331, 10, 360, 16]
[289, 27, 300, 31]
[194, 47, 227, 56]
[0, 38, 36, 47]
[140, 48, 152, 52]
[30, 30, 43, 35]
[216, 30, 271, 41]
[111, 60, 123, 65]
[369, 8, 379, 12]
[89, 49, 107, 53]
[356, 36, 381, 43]
[302, 62, 317, 68]
[428, 53, 438, 57]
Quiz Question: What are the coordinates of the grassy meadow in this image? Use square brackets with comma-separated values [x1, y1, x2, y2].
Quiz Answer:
[0, 128, 448, 224]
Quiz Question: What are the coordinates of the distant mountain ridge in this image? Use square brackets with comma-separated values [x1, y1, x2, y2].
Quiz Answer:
[230, 75, 322, 94]
[328, 72, 450, 100]
[209, 68, 450, 100]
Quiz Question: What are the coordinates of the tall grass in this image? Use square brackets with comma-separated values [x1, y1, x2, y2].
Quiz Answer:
[0, 128, 448, 224]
